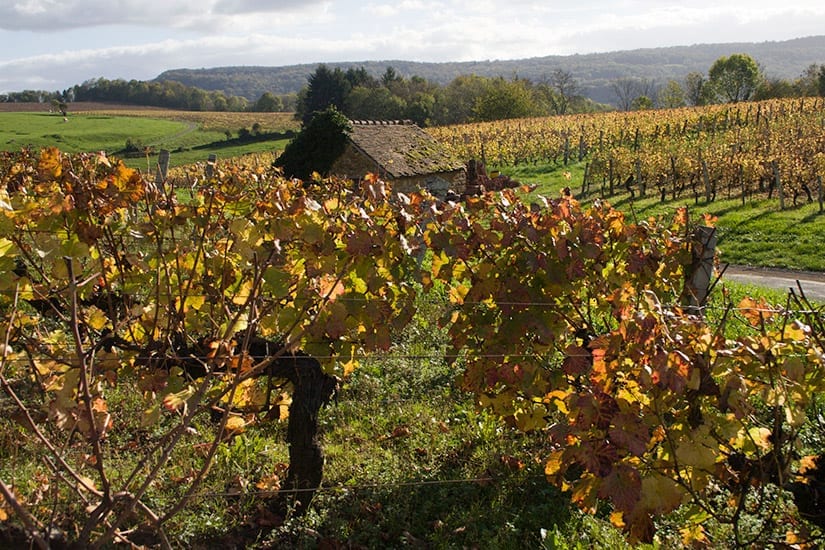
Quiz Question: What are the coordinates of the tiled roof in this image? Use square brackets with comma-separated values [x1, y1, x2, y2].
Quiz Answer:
[347, 120, 465, 178]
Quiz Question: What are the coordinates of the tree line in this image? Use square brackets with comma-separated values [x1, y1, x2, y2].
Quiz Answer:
[295, 65, 610, 127]
[3, 54, 825, 123]
[0, 78, 298, 113]
[612, 54, 825, 110]
[296, 55, 825, 127]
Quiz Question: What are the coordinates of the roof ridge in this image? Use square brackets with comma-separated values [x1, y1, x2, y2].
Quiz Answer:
[349, 119, 415, 125]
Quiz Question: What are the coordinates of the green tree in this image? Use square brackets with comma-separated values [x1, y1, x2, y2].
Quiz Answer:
[345, 86, 406, 121]
[254, 91, 283, 112]
[658, 80, 686, 109]
[473, 77, 538, 121]
[794, 64, 822, 96]
[431, 74, 490, 125]
[381, 66, 403, 88]
[805, 64, 825, 97]
[274, 106, 352, 180]
[215, 94, 231, 111]
[753, 77, 796, 100]
[817, 66, 825, 97]
[296, 65, 352, 126]
[631, 95, 654, 111]
[50, 98, 68, 116]
[404, 92, 436, 126]
[345, 66, 377, 89]
[708, 53, 762, 103]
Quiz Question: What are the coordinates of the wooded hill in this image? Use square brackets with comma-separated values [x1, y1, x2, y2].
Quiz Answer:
[155, 36, 825, 105]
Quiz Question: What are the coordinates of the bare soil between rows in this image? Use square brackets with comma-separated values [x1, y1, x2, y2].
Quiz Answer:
[0, 102, 168, 112]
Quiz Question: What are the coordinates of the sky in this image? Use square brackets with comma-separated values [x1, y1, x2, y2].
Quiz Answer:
[2, 1, 825, 94]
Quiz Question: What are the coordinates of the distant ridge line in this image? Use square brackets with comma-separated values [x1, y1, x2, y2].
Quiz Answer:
[154, 35, 825, 105]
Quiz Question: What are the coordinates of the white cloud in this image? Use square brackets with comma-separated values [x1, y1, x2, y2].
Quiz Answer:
[2, 1, 825, 93]
[363, 1, 442, 18]
[0, 0, 328, 31]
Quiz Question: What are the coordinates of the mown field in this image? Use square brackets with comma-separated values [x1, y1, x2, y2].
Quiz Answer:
[0, 103, 298, 171]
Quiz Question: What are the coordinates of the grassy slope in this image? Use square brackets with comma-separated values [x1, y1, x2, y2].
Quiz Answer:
[0, 112, 190, 151]
[0, 110, 298, 170]
[502, 160, 825, 272]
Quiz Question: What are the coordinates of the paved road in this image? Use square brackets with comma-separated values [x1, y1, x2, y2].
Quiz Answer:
[722, 265, 825, 302]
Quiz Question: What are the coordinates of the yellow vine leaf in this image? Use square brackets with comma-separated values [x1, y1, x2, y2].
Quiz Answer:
[640, 474, 685, 514]
[225, 416, 247, 434]
[545, 390, 569, 414]
[38, 147, 62, 178]
[448, 284, 469, 305]
[544, 450, 565, 478]
[0, 238, 13, 257]
[609, 511, 625, 529]
[85, 306, 108, 331]
[680, 523, 708, 546]
[570, 474, 599, 514]
[514, 404, 547, 432]
[675, 427, 719, 470]
[748, 427, 773, 451]
[783, 320, 810, 342]
[738, 296, 771, 327]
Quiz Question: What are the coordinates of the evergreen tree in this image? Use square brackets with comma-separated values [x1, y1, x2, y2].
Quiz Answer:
[274, 107, 352, 181]
[296, 65, 352, 126]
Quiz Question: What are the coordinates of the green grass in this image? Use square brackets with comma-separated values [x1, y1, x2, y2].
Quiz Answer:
[0, 111, 291, 171]
[496, 160, 825, 271]
[126, 138, 292, 173]
[0, 112, 193, 151]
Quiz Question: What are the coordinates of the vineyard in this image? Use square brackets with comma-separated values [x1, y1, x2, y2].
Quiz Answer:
[430, 98, 825, 210]
[1, 145, 825, 548]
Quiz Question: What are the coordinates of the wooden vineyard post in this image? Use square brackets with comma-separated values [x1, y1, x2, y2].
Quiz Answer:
[205, 153, 217, 179]
[155, 149, 170, 186]
[682, 226, 717, 316]
[701, 159, 711, 203]
[635, 159, 644, 198]
[581, 163, 589, 197]
[608, 157, 614, 196]
[819, 176, 823, 214]
[740, 164, 746, 206]
[772, 161, 785, 210]
[670, 156, 677, 201]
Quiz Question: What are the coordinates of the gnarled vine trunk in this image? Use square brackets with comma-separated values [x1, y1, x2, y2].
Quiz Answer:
[250, 339, 338, 514]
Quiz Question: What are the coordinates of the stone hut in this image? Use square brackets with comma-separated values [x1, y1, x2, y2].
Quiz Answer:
[330, 120, 466, 198]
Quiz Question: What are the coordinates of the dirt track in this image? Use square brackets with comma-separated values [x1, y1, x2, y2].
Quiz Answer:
[0, 102, 166, 112]
[722, 265, 825, 302]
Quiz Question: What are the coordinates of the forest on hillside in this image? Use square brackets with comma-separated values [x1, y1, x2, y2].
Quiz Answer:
[154, 36, 825, 103]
